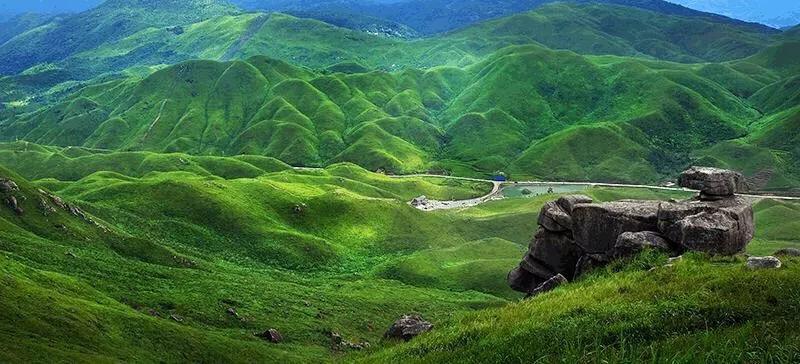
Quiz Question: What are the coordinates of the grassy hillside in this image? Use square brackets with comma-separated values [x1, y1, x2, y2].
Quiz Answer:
[2, 153, 798, 362]
[364, 252, 800, 363]
[3, 40, 784, 184]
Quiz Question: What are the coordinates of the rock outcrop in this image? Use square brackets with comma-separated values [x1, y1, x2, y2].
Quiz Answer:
[509, 167, 755, 297]
[384, 315, 433, 341]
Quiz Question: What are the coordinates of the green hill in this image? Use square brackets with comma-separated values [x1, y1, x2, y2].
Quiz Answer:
[3, 41, 778, 183]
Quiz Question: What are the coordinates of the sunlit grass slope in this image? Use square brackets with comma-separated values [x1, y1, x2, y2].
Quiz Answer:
[363, 253, 800, 363]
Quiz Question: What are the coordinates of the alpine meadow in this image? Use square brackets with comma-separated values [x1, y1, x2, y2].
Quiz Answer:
[1, 0, 800, 363]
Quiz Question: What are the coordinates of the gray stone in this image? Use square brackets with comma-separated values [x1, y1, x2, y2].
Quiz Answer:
[4, 196, 23, 215]
[529, 228, 583, 278]
[256, 329, 283, 343]
[746, 256, 782, 269]
[658, 197, 754, 255]
[571, 201, 660, 253]
[614, 231, 674, 257]
[774, 248, 800, 257]
[0, 178, 19, 193]
[678, 166, 748, 196]
[411, 196, 428, 207]
[528, 274, 568, 298]
[508, 266, 544, 293]
[537, 201, 572, 232]
[556, 194, 593, 214]
[384, 315, 433, 341]
[520, 253, 557, 281]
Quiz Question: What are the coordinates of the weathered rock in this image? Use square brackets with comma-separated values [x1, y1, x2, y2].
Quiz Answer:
[520, 254, 557, 281]
[747, 256, 782, 269]
[411, 196, 429, 207]
[256, 329, 283, 343]
[4, 196, 23, 215]
[537, 201, 572, 232]
[529, 228, 583, 279]
[678, 166, 748, 197]
[38, 197, 56, 216]
[508, 266, 542, 293]
[614, 231, 674, 257]
[384, 315, 433, 341]
[571, 201, 659, 253]
[658, 197, 754, 255]
[573, 253, 612, 279]
[556, 194, 593, 214]
[0, 179, 19, 193]
[527, 274, 567, 298]
[774, 248, 800, 257]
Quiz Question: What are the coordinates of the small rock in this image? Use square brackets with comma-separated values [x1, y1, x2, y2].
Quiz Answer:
[65, 251, 78, 259]
[384, 315, 433, 341]
[4, 196, 23, 215]
[774, 248, 800, 257]
[0, 178, 19, 193]
[38, 197, 56, 216]
[747, 256, 782, 269]
[226, 307, 239, 319]
[527, 274, 568, 298]
[668, 256, 683, 264]
[256, 329, 283, 343]
[170, 314, 184, 323]
[411, 196, 429, 207]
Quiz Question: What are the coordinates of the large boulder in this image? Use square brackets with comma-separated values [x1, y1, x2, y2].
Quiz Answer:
[384, 315, 433, 341]
[571, 201, 660, 253]
[658, 197, 754, 255]
[528, 228, 583, 279]
[678, 166, 748, 197]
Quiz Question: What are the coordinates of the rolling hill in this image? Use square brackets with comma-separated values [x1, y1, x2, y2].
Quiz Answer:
[2, 41, 788, 186]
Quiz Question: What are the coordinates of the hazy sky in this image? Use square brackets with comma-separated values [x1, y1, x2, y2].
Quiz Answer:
[668, 0, 800, 27]
[0, 0, 797, 28]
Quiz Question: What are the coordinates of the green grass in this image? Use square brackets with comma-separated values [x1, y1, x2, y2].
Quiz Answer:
[1, 152, 799, 362]
[362, 252, 800, 363]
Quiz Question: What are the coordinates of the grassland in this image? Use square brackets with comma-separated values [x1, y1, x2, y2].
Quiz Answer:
[2, 151, 798, 362]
